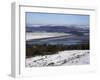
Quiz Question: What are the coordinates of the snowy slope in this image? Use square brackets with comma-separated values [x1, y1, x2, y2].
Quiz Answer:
[26, 50, 89, 67]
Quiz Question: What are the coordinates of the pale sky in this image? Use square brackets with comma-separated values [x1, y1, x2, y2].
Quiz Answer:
[26, 12, 89, 26]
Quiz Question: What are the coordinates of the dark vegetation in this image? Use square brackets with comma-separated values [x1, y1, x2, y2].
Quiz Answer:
[26, 42, 89, 58]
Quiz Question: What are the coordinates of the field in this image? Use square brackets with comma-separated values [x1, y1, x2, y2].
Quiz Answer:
[26, 32, 71, 40]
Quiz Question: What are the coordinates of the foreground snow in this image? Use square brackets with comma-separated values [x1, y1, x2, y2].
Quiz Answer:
[25, 50, 89, 67]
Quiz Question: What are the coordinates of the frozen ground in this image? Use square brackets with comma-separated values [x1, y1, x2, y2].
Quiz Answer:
[26, 32, 71, 40]
[25, 50, 89, 67]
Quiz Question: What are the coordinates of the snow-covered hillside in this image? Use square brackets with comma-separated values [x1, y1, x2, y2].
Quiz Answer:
[25, 50, 89, 67]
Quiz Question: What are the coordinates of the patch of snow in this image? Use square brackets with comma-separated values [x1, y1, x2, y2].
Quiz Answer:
[25, 50, 89, 67]
[26, 32, 71, 40]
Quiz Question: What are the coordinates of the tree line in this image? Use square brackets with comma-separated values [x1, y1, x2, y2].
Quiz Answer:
[26, 43, 89, 58]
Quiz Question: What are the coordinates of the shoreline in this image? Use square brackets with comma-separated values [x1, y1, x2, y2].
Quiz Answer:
[26, 32, 71, 40]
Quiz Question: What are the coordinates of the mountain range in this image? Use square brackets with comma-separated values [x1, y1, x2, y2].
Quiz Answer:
[26, 25, 89, 36]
